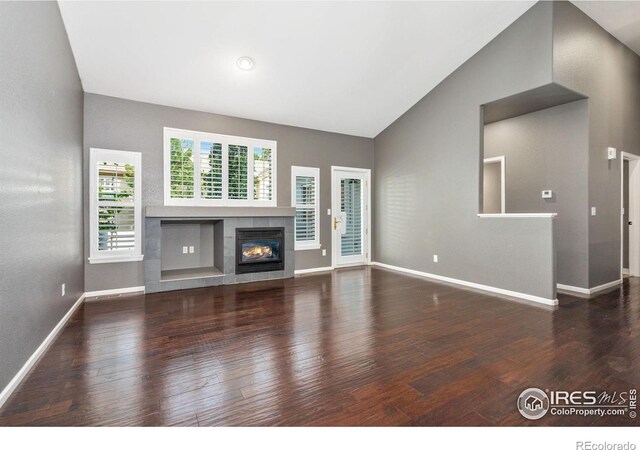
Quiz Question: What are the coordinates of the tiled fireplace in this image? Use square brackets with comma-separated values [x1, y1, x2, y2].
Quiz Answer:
[144, 206, 295, 293]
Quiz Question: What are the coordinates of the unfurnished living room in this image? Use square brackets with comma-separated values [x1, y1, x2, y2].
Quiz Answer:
[1, 0, 640, 444]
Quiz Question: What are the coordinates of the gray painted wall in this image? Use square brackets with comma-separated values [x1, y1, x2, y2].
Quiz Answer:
[0, 2, 84, 391]
[484, 100, 589, 288]
[373, 2, 557, 300]
[552, 1, 640, 288]
[84, 94, 374, 291]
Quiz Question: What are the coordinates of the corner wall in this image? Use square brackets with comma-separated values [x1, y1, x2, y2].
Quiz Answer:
[83, 94, 374, 292]
[373, 2, 557, 300]
[0, 2, 84, 392]
[552, 1, 640, 288]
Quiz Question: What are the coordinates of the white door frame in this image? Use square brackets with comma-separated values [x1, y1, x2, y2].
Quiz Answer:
[331, 166, 372, 268]
[483, 156, 505, 214]
[621, 152, 640, 277]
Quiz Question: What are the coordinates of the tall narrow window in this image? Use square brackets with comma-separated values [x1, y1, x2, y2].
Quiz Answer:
[292, 166, 320, 250]
[228, 144, 248, 200]
[89, 148, 142, 264]
[164, 128, 276, 206]
[200, 141, 223, 199]
[169, 137, 195, 199]
[253, 147, 273, 201]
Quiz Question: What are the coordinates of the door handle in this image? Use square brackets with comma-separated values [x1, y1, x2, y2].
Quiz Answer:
[333, 216, 342, 230]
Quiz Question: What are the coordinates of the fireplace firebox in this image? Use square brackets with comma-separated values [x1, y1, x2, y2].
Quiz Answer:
[236, 228, 285, 274]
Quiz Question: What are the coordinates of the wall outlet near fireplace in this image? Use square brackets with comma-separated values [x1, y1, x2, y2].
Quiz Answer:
[433, 255, 438, 263]
[189, 246, 194, 254]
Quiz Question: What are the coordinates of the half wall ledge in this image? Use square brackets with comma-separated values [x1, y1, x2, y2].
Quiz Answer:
[477, 213, 557, 218]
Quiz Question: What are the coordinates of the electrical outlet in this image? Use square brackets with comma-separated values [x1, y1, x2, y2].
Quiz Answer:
[322, 249, 326, 256]
[327, 209, 331, 215]
[433, 255, 438, 263]
[182, 246, 188, 254]
[189, 246, 195, 254]
[591, 207, 597, 216]
[61, 283, 65, 296]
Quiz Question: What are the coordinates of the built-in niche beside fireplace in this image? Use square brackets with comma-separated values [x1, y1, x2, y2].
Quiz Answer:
[236, 228, 284, 274]
[160, 220, 224, 281]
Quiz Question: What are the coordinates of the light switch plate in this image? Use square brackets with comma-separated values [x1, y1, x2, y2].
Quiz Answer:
[433, 255, 438, 263]
[189, 246, 195, 253]
[591, 207, 597, 216]
[182, 246, 188, 254]
[327, 209, 331, 215]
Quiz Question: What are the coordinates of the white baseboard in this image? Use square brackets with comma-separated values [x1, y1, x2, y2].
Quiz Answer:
[371, 262, 558, 306]
[84, 285, 145, 298]
[0, 292, 86, 409]
[557, 279, 622, 297]
[295, 266, 334, 275]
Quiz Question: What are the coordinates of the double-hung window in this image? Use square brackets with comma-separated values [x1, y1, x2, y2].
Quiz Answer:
[89, 148, 143, 264]
[291, 166, 320, 250]
[164, 127, 277, 206]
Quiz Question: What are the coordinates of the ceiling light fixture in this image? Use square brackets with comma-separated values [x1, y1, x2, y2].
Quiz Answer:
[236, 56, 254, 70]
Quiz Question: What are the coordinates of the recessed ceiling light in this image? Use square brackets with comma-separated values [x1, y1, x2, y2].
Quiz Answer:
[236, 56, 254, 70]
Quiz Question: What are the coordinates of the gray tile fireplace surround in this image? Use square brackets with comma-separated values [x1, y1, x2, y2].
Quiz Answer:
[144, 206, 295, 293]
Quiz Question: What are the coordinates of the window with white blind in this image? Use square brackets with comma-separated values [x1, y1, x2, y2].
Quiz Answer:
[292, 166, 320, 250]
[89, 148, 143, 264]
[164, 127, 277, 206]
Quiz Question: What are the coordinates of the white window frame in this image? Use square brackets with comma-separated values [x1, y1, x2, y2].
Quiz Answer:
[292, 166, 321, 250]
[89, 148, 143, 264]
[163, 127, 277, 207]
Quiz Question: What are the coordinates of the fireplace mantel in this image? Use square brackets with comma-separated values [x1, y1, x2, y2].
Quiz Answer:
[145, 205, 295, 218]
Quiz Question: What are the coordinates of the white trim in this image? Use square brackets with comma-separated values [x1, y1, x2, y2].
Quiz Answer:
[331, 166, 372, 269]
[621, 152, 640, 278]
[0, 293, 85, 409]
[557, 279, 622, 296]
[483, 156, 505, 214]
[84, 286, 146, 298]
[163, 127, 277, 207]
[478, 213, 557, 218]
[371, 262, 558, 306]
[292, 166, 320, 251]
[295, 266, 334, 275]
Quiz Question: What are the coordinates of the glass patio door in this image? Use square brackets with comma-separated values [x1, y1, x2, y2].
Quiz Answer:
[332, 168, 369, 267]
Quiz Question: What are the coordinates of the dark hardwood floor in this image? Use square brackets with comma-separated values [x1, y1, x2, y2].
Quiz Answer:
[1, 266, 639, 426]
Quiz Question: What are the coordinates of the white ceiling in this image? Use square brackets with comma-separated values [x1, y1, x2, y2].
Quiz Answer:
[573, 1, 640, 57]
[59, 1, 538, 138]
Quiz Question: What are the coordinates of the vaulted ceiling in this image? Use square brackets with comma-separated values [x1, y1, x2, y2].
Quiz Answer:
[58, 1, 640, 138]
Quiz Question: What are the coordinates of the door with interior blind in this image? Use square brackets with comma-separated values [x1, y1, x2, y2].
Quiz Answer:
[331, 167, 371, 268]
